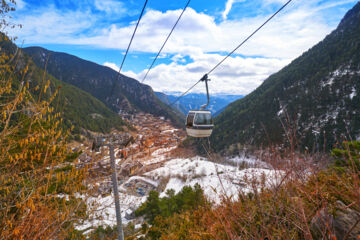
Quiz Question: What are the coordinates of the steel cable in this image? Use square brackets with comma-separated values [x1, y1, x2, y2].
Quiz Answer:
[141, 0, 191, 83]
[207, 0, 292, 75]
[110, 0, 148, 96]
[169, 0, 292, 106]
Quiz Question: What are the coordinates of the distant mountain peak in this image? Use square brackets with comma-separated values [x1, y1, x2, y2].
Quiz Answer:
[339, 2, 360, 28]
[156, 92, 243, 116]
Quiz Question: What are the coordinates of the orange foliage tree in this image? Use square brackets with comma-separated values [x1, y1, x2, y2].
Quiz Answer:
[0, 17, 88, 240]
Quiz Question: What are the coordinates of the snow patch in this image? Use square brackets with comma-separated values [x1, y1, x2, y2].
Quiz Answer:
[145, 157, 282, 204]
[124, 176, 158, 187]
[321, 65, 358, 87]
[350, 87, 357, 100]
[277, 108, 284, 116]
[151, 146, 177, 157]
[227, 156, 271, 169]
[161, 129, 178, 134]
[75, 192, 146, 232]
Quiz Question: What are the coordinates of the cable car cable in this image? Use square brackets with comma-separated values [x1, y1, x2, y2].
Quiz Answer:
[168, 0, 292, 106]
[141, 0, 191, 83]
[118, 0, 148, 74]
[169, 79, 201, 107]
[207, 0, 292, 75]
[110, 0, 148, 96]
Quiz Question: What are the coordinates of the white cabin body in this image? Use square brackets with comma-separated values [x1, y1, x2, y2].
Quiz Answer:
[185, 110, 214, 138]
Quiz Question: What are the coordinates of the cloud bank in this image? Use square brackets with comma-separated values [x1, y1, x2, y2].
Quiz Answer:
[10, 0, 358, 94]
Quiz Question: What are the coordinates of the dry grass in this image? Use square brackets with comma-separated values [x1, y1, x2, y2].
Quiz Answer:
[146, 143, 359, 239]
[145, 115, 360, 240]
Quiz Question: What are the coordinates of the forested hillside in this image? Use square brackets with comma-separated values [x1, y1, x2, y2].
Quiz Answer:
[211, 2, 360, 152]
[0, 37, 128, 133]
[23, 47, 183, 126]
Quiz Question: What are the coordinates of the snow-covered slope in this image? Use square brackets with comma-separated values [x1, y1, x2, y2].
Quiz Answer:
[76, 155, 282, 232]
[145, 157, 280, 203]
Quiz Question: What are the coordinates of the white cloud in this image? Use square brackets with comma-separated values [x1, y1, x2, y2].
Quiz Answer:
[13, 1, 353, 58]
[70, 4, 335, 60]
[132, 53, 290, 95]
[69, 8, 219, 52]
[216, 7, 332, 59]
[313, 0, 358, 11]
[121, 69, 139, 79]
[171, 54, 186, 63]
[94, 0, 127, 15]
[223, 0, 235, 20]
[11, 6, 95, 44]
[9, 0, 358, 94]
[262, 0, 290, 5]
[15, 0, 26, 10]
[222, 0, 244, 21]
[104, 62, 119, 72]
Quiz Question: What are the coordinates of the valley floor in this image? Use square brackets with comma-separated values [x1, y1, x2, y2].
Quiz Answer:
[70, 113, 282, 234]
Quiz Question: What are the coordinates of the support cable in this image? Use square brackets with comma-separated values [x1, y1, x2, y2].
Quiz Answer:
[169, 0, 292, 106]
[110, 0, 148, 96]
[169, 79, 201, 107]
[118, 0, 148, 74]
[207, 0, 292, 75]
[141, 0, 191, 83]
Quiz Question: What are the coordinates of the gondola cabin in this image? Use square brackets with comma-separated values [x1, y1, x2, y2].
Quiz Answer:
[186, 110, 214, 138]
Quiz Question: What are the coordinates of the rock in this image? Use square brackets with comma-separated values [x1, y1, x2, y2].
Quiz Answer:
[311, 200, 360, 239]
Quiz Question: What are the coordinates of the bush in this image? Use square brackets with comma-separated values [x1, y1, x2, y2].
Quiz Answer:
[0, 33, 88, 239]
[332, 141, 360, 171]
[135, 184, 206, 225]
[138, 144, 360, 239]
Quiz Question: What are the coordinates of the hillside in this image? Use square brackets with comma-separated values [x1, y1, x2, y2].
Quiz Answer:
[4, 1, 360, 239]
[211, 2, 360, 152]
[22, 47, 183, 126]
[0, 37, 128, 133]
[155, 92, 243, 116]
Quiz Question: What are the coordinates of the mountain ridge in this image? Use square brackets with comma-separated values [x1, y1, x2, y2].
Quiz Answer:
[23, 47, 183, 127]
[210, 2, 360, 152]
[0, 36, 129, 134]
[155, 92, 243, 116]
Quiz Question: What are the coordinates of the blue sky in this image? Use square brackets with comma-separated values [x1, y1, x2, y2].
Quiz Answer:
[8, 0, 359, 94]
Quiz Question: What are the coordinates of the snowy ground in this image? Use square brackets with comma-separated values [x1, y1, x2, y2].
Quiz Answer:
[143, 146, 177, 165]
[226, 155, 272, 169]
[145, 157, 281, 203]
[75, 192, 146, 234]
[76, 155, 282, 232]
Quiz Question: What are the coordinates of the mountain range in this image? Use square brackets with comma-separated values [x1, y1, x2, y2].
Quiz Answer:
[210, 2, 360, 152]
[5, 2, 360, 153]
[155, 92, 243, 116]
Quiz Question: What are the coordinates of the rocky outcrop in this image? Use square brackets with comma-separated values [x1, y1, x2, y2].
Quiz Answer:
[311, 201, 360, 239]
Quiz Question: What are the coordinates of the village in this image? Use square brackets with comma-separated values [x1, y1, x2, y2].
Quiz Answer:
[73, 112, 187, 200]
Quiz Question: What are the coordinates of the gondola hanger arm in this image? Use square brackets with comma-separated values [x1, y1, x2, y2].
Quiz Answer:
[200, 74, 210, 110]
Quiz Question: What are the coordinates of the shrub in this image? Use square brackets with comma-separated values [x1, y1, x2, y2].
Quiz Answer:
[140, 144, 360, 239]
[135, 184, 206, 226]
[332, 141, 360, 171]
[0, 33, 88, 239]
